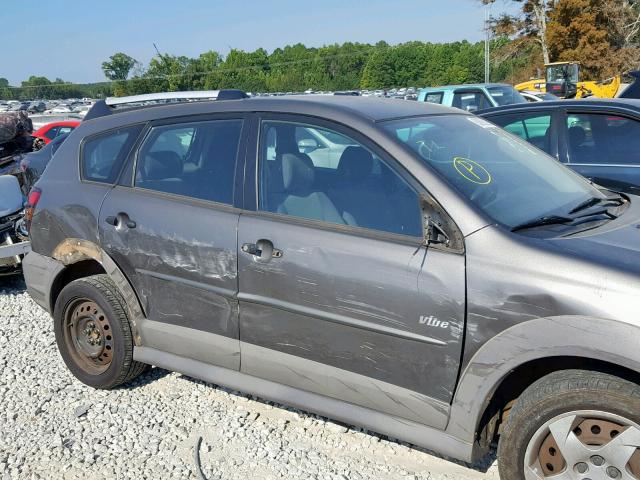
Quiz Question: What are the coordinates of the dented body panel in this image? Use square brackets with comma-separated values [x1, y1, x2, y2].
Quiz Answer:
[97, 187, 242, 370]
[237, 213, 465, 426]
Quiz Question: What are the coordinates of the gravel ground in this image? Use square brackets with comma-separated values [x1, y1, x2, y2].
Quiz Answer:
[0, 276, 500, 480]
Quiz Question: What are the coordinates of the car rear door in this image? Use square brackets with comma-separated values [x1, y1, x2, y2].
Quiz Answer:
[236, 115, 466, 429]
[560, 107, 640, 195]
[98, 114, 247, 370]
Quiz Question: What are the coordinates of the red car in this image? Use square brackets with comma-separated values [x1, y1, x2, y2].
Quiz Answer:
[32, 120, 80, 145]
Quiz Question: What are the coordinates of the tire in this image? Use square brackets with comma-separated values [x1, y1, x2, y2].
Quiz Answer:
[53, 274, 148, 389]
[498, 369, 640, 480]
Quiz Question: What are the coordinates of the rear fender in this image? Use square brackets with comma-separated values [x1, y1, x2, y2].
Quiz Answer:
[51, 238, 145, 345]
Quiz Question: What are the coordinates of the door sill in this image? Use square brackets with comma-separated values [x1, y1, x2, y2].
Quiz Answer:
[133, 346, 474, 462]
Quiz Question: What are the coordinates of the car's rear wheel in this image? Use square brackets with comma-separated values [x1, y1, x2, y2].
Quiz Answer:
[498, 370, 640, 480]
[54, 274, 148, 389]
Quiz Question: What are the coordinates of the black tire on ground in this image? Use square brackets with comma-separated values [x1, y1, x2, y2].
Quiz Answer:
[498, 369, 640, 480]
[53, 274, 148, 389]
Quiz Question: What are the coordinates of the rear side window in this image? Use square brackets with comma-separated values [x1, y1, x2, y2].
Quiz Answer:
[489, 112, 553, 154]
[82, 125, 142, 183]
[135, 119, 242, 205]
[44, 127, 59, 140]
[58, 126, 74, 136]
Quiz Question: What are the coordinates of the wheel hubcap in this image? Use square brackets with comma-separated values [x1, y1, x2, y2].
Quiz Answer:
[525, 411, 640, 479]
[64, 299, 114, 374]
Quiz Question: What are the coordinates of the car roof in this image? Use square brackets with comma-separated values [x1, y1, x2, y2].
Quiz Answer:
[82, 94, 468, 131]
[419, 83, 513, 93]
[476, 97, 640, 115]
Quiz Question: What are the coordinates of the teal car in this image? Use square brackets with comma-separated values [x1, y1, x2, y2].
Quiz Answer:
[417, 83, 527, 112]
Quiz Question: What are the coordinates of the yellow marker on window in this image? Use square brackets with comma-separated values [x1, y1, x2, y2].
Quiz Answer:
[453, 157, 492, 185]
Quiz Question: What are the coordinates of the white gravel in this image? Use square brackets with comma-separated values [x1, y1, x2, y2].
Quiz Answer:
[0, 276, 500, 480]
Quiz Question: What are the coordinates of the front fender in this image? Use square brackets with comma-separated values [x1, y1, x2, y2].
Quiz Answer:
[445, 315, 640, 450]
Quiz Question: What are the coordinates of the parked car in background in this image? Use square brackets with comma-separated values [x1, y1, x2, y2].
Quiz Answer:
[29, 114, 83, 131]
[19, 133, 69, 193]
[22, 90, 640, 480]
[478, 98, 640, 196]
[417, 83, 527, 111]
[31, 120, 79, 148]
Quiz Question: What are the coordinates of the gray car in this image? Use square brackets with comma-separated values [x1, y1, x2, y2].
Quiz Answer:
[23, 90, 640, 480]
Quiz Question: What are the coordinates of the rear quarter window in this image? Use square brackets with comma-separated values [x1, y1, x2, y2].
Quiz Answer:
[81, 125, 142, 183]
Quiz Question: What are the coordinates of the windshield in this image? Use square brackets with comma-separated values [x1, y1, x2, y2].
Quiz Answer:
[487, 86, 527, 106]
[383, 115, 601, 228]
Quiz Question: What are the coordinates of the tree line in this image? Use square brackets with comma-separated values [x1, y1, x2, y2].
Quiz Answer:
[1, 39, 529, 100]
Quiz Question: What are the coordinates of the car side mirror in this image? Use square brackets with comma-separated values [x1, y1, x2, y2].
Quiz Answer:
[298, 138, 320, 153]
[419, 193, 464, 253]
[426, 218, 450, 246]
[465, 104, 479, 113]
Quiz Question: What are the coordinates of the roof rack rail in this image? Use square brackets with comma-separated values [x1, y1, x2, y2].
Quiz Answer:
[83, 89, 248, 121]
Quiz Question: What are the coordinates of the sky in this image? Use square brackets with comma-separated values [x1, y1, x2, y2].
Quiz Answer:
[0, 0, 514, 86]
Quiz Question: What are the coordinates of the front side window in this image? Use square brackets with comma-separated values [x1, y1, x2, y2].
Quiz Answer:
[135, 119, 242, 204]
[384, 115, 600, 228]
[259, 120, 422, 237]
[452, 91, 490, 112]
[82, 125, 142, 183]
[489, 112, 553, 154]
[486, 86, 527, 106]
[566, 113, 640, 165]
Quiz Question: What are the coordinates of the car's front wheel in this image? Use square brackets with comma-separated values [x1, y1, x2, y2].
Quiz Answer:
[498, 369, 640, 480]
[53, 274, 148, 389]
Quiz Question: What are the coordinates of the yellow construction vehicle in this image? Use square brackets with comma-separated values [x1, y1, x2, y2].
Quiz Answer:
[516, 61, 622, 99]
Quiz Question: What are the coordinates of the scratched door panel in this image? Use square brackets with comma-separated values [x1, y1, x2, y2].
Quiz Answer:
[99, 187, 241, 370]
[237, 215, 465, 424]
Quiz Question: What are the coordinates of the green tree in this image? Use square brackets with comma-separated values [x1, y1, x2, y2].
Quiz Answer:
[102, 53, 139, 81]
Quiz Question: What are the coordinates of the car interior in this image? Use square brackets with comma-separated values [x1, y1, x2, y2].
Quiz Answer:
[261, 122, 422, 237]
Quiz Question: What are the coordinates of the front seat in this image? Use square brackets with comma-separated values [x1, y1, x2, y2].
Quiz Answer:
[330, 146, 391, 229]
[277, 152, 345, 225]
[568, 125, 590, 162]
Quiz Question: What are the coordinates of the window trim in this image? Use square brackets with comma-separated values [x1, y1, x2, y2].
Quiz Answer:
[129, 115, 247, 208]
[79, 124, 145, 186]
[251, 113, 429, 242]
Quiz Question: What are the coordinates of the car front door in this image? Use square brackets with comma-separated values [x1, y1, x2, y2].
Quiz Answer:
[99, 116, 246, 370]
[237, 116, 466, 429]
[484, 109, 558, 159]
[561, 109, 640, 195]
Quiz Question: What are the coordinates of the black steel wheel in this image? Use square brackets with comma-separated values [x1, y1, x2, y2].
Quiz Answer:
[54, 274, 148, 389]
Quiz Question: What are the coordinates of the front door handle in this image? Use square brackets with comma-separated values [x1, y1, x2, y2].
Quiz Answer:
[242, 239, 283, 262]
[105, 213, 136, 229]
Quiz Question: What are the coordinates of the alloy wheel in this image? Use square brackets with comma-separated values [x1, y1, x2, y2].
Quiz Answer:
[524, 410, 640, 479]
